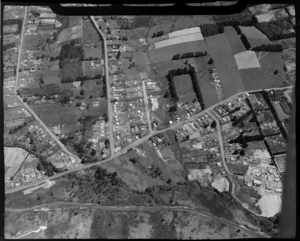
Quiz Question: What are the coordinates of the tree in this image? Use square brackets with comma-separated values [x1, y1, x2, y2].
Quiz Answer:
[208, 57, 214, 65]
[23, 97, 28, 102]
[75, 102, 81, 107]
[210, 120, 217, 128]
[273, 70, 278, 75]
[240, 149, 246, 156]
[80, 89, 85, 95]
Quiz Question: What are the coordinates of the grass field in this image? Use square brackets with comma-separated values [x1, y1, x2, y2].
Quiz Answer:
[148, 22, 173, 38]
[172, 17, 196, 31]
[23, 35, 43, 50]
[31, 103, 83, 126]
[193, 15, 215, 25]
[42, 69, 61, 85]
[234, 51, 261, 70]
[206, 33, 245, 98]
[61, 59, 83, 81]
[133, 52, 150, 72]
[57, 25, 82, 45]
[4, 96, 23, 108]
[84, 47, 102, 59]
[239, 26, 271, 47]
[148, 40, 208, 64]
[83, 20, 101, 44]
[173, 74, 196, 103]
[224, 26, 246, 54]
[83, 61, 103, 77]
[4, 107, 28, 121]
[69, 16, 82, 27]
[4, 147, 28, 167]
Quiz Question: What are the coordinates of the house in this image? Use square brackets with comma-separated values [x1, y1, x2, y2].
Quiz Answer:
[253, 179, 261, 187]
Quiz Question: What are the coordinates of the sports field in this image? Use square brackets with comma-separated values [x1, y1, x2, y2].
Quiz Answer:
[206, 33, 245, 98]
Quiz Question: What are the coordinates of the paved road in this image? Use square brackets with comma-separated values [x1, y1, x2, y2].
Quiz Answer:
[6, 85, 292, 194]
[5, 202, 269, 238]
[14, 6, 28, 94]
[89, 16, 115, 155]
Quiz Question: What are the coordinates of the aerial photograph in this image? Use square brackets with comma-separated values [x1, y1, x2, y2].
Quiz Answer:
[3, 2, 295, 239]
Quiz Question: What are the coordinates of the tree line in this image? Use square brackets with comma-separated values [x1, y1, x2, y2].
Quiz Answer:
[61, 74, 103, 83]
[252, 44, 283, 52]
[172, 51, 207, 60]
[200, 23, 224, 37]
[152, 30, 164, 38]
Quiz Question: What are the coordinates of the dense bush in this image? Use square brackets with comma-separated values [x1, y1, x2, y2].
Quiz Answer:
[240, 34, 251, 50]
[3, 42, 16, 52]
[200, 23, 224, 37]
[255, 20, 295, 41]
[3, 19, 23, 34]
[59, 41, 84, 61]
[37, 157, 62, 177]
[213, 9, 257, 26]
[251, 44, 283, 52]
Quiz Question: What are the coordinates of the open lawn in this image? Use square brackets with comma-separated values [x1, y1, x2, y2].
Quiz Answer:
[69, 16, 82, 27]
[84, 46, 102, 60]
[206, 33, 245, 98]
[173, 74, 196, 103]
[61, 59, 83, 81]
[31, 103, 83, 126]
[148, 40, 208, 64]
[224, 26, 246, 54]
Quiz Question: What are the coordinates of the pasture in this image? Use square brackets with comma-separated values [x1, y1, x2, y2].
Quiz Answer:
[206, 33, 245, 98]
[173, 74, 196, 103]
[224, 26, 246, 54]
[23, 35, 42, 50]
[4, 107, 28, 121]
[84, 47, 102, 60]
[31, 103, 83, 126]
[5, 147, 28, 167]
[148, 22, 174, 38]
[148, 40, 208, 64]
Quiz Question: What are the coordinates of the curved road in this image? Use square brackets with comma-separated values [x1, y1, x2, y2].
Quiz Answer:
[5, 202, 269, 238]
[6, 86, 293, 195]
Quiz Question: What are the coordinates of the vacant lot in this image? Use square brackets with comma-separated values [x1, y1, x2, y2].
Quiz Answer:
[4, 107, 28, 121]
[69, 16, 82, 27]
[173, 74, 196, 103]
[224, 26, 246, 54]
[149, 40, 208, 64]
[31, 103, 83, 126]
[206, 33, 245, 98]
[84, 46, 102, 60]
